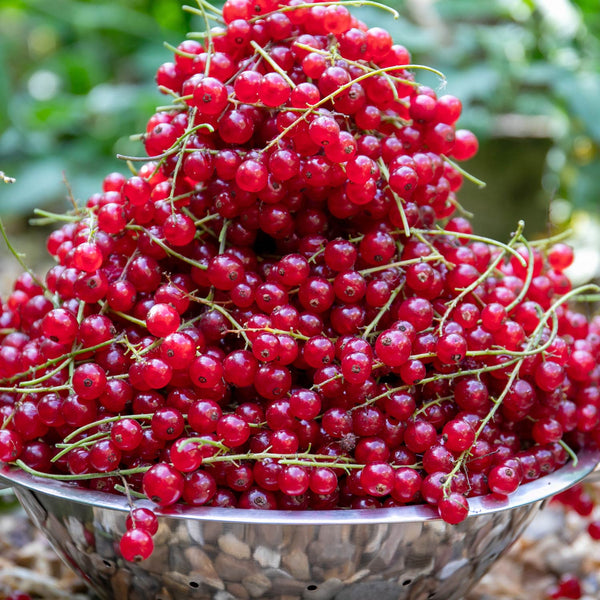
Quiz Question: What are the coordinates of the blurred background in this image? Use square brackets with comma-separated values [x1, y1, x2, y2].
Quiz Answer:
[0, 0, 599, 279]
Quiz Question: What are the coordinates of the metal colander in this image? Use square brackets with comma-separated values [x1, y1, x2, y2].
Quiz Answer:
[0, 449, 597, 600]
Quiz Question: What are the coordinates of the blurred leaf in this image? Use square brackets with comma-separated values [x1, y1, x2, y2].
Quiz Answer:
[0, 155, 124, 216]
[440, 65, 502, 104]
[555, 71, 600, 143]
[20, 96, 88, 133]
[26, 0, 164, 39]
[434, 0, 512, 21]
[569, 159, 600, 206]
[0, 49, 11, 132]
[521, 62, 571, 86]
[0, 487, 19, 512]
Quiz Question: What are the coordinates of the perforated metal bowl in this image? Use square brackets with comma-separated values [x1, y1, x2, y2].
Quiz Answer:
[0, 450, 597, 600]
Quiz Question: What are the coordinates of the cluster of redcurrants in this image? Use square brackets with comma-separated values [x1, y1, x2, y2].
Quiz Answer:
[3, 592, 32, 600]
[1, 0, 599, 562]
[547, 573, 583, 600]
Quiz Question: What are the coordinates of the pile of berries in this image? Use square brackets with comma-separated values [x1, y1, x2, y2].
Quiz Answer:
[1, 0, 600, 563]
[4, 592, 32, 600]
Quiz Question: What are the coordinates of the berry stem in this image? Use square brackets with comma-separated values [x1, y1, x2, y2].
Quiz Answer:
[163, 42, 199, 59]
[436, 222, 525, 335]
[505, 236, 535, 312]
[167, 107, 198, 209]
[191, 211, 222, 228]
[413, 224, 527, 266]
[117, 122, 215, 163]
[178, 436, 229, 452]
[182, 3, 224, 23]
[442, 156, 486, 189]
[18, 357, 73, 388]
[0, 218, 46, 291]
[189, 0, 223, 17]
[14, 460, 150, 481]
[530, 229, 573, 248]
[191, 296, 251, 345]
[103, 306, 147, 329]
[362, 282, 404, 339]
[0, 338, 115, 386]
[358, 254, 445, 276]
[559, 440, 578, 467]
[0, 384, 70, 394]
[218, 219, 229, 254]
[250, 41, 296, 88]
[378, 159, 411, 237]
[52, 430, 110, 463]
[201, 450, 358, 468]
[30, 209, 80, 225]
[61, 414, 154, 445]
[274, 0, 400, 20]
[126, 224, 209, 270]
[115, 483, 146, 500]
[243, 326, 310, 341]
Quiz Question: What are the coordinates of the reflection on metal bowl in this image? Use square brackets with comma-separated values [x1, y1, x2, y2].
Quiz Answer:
[0, 449, 597, 600]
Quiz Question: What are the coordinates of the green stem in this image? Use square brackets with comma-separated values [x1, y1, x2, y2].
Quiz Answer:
[1, 338, 114, 386]
[275, 1, 400, 21]
[378, 159, 411, 237]
[163, 41, 198, 59]
[218, 219, 229, 254]
[362, 283, 404, 339]
[117, 149, 177, 162]
[115, 484, 146, 499]
[530, 229, 573, 248]
[436, 222, 524, 335]
[442, 155, 486, 189]
[192, 296, 251, 345]
[413, 224, 527, 265]
[0, 384, 70, 394]
[358, 254, 443, 276]
[126, 224, 209, 270]
[106, 307, 147, 328]
[192, 212, 222, 227]
[51, 431, 110, 463]
[31, 208, 80, 224]
[61, 414, 154, 445]
[559, 440, 578, 467]
[0, 219, 46, 291]
[185, 0, 222, 16]
[14, 460, 150, 481]
[202, 450, 357, 467]
[182, 3, 224, 22]
[249, 41, 296, 88]
[505, 236, 535, 312]
[178, 436, 229, 452]
[19, 357, 73, 388]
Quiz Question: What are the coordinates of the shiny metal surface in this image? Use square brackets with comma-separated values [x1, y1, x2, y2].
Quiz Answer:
[1, 450, 597, 600]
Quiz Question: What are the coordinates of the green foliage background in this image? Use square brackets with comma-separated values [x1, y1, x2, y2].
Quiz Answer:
[0, 0, 599, 240]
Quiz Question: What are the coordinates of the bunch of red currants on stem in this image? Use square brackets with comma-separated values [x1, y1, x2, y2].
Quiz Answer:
[1, 0, 600, 564]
